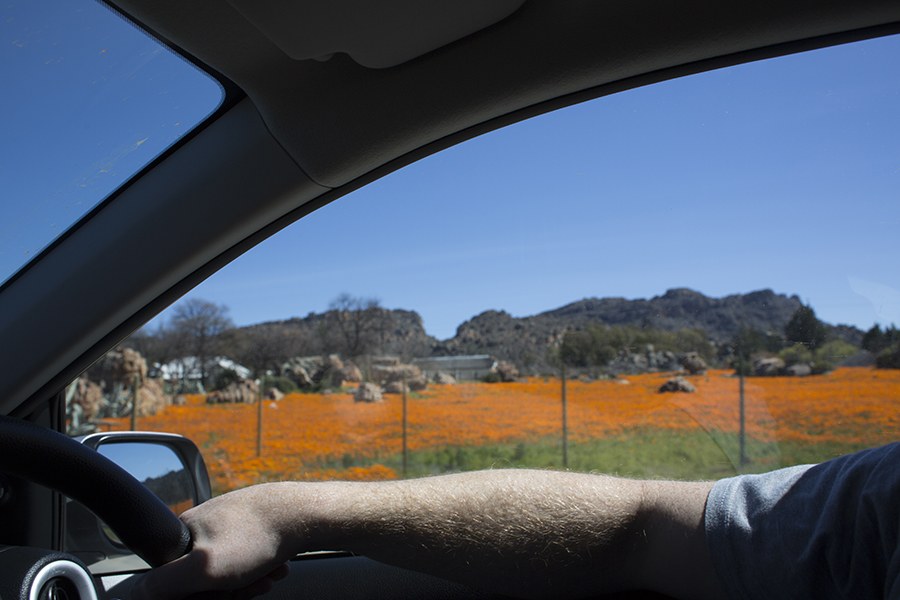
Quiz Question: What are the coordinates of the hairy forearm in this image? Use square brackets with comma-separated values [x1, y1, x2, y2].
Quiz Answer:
[249, 470, 720, 599]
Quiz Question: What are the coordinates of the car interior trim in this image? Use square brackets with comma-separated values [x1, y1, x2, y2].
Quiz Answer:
[28, 559, 99, 600]
[228, 0, 527, 68]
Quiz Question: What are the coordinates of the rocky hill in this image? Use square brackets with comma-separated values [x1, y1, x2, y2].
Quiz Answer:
[541, 288, 802, 339]
[227, 289, 861, 374]
[231, 307, 439, 372]
[433, 288, 839, 371]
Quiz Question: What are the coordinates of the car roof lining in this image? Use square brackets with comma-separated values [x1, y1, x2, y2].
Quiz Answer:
[227, 0, 527, 68]
[113, 0, 900, 188]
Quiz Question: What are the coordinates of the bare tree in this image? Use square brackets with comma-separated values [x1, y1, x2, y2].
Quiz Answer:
[323, 293, 393, 359]
[231, 324, 313, 377]
[169, 298, 234, 387]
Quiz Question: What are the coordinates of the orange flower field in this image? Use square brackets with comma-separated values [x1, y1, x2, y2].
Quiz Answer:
[104, 367, 900, 493]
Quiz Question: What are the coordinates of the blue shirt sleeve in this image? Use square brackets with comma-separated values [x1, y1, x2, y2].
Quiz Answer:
[705, 443, 900, 600]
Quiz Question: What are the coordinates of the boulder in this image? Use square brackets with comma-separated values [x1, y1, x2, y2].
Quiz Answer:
[136, 378, 168, 416]
[264, 387, 285, 401]
[282, 355, 357, 389]
[607, 354, 638, 374]
[89, 346, 148, 386]
[70, 377, 103, 420]
[784, 363, 812, 377]
[657, 351, 681, 371]
[433, 371, 457, 385]
[371, 363, 428, 391]
[320, 354, 347, 388]
[607, 347, 685, 374]
[71, 355, 171, 423]
[281, 357, 318, 388]
[207, 379, 259, 404]
[339, 362, 363, 383]
[408, 376, 428, 391]
[372, 363, 421, 383]
[658, 376, 696, 393]
[753, 357, 785, 377]
[383, 381, 408, 394]
[493, 360, 520, 382]
[680, 352, 708, 375]
[354, 382, 383, 403]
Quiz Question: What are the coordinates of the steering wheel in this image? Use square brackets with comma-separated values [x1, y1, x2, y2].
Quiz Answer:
[0, 415, 191, 567]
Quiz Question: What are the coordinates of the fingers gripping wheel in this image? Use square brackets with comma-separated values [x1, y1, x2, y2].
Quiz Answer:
[0, 415, 191, 567]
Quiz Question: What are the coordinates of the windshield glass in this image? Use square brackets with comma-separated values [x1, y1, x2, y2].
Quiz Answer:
[0, 0, 223, 285]
[70, 34, 900, 496]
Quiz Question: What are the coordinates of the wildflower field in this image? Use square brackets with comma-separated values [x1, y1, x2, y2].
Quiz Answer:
[106, 367, 900, 494]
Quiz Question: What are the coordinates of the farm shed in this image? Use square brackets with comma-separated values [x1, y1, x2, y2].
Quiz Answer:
[413, 355, 496, 381]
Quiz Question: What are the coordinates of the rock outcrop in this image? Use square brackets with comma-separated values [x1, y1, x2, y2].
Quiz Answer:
[207, 379, 259, 403]
[355, 382, 383, 403]
[433, 371, 457, 385]
[69, 377, 103, 421]
[680, 352, 708, 375]
[73, 347, 170, 425]
[493, 360, 520, 382]
[659, 376, 696, 393]
[281, 354, 361, 389]
[753, 357, 786, 377]
[371, 363, 428, 392]
[607, 346, 681, 375]
[784, 363, 812, 377]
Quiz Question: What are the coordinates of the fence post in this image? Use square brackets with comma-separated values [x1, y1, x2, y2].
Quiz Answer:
[739, 361, 747, 468]
[561, 362, 568, 469]
[402, 375, 409, 477]
[130, 375, 139, 431]
[256, 381, 263, 458]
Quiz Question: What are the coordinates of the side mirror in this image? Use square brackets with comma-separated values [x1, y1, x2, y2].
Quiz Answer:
[64, 432, 211, 574]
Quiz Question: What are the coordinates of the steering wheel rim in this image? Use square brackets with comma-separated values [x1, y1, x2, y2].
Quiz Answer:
[0, 415, 191, 567]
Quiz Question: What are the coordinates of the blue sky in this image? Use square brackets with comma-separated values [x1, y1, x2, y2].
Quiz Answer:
[0, 0, 222, 278]
[4, 1, 899, 340]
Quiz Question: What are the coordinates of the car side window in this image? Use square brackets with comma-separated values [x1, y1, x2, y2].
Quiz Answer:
[68, 34, 900, 496]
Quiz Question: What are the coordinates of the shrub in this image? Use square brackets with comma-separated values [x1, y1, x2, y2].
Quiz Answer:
[876, 344, 900, 369]
[814, 340, 858, 365]
[784, 305, 828, 352]
[730, 355, 754, 376]
[862, 325, 900, 354]
[261, 375, 298, 394]
[778, 343, 812, 367]
[210, 367, 241, 391]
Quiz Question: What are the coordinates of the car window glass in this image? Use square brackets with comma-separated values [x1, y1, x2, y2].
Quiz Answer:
[68, 34, 900, 495]
[0, 0, 223, 286]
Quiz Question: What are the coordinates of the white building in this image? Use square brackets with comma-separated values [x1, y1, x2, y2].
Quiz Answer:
[412, 355, 496, 381]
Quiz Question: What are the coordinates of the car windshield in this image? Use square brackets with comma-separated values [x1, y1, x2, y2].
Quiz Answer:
[66, 33, 900, 498]
[0, 0, 223, 286]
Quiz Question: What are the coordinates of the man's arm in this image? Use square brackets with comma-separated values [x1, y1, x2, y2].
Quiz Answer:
[133, 470, 724, 600]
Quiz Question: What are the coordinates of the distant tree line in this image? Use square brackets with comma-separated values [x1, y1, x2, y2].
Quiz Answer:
[862, 324, 900, 369]
[128, 297, 899, 388]
[730, 304, 876, 375]
[556, 303, 900, 375]
[127, 294, 406, 391]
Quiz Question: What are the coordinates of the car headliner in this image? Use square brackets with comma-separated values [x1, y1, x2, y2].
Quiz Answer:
[2, 0, 899, 418]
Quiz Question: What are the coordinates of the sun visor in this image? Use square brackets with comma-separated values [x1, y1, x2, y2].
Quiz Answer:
[227, 0, 526, 68]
